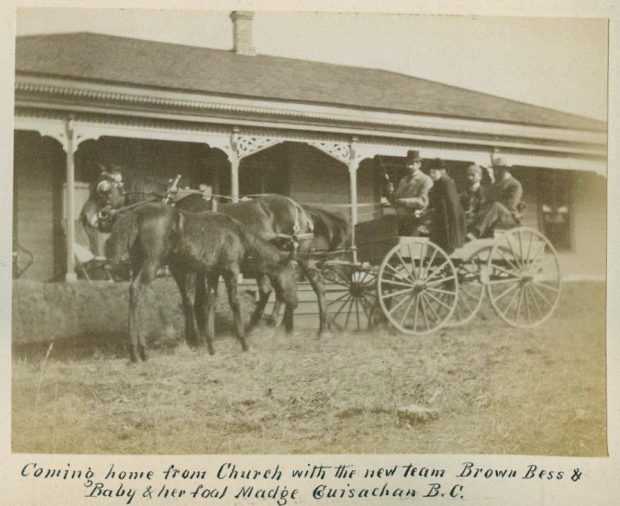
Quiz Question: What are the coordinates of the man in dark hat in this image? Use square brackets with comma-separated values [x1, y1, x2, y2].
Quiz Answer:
[389, 150, 433, 235]
[468, 157, 523, 239]
[428, 159, 466, 254]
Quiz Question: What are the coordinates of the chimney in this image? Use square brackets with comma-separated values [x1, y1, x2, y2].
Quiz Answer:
[230, 11, 255, 56]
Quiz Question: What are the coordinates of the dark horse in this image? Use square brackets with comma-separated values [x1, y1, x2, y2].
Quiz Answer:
[105, 203, 298, 362]
[80, 168, 345, 337]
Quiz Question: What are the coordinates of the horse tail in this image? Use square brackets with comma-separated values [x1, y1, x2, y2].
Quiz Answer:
[104, 211, 139, 262]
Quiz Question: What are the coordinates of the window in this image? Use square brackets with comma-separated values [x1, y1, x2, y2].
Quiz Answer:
[539, 171, 572, 251]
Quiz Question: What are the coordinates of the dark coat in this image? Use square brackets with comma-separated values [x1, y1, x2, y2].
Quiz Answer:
[429, 175, 466, 254]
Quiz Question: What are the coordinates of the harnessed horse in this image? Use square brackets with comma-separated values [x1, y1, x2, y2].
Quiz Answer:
[79, 168, 335, 337]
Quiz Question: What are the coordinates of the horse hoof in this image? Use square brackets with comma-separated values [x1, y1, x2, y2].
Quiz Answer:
[207, 347, 215, 355]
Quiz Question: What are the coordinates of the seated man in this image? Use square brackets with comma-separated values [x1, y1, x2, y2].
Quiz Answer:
[467, 158, 523, 239]
[428, 159, 466, 254]
[460, 163, 489, 232]
[388, 150, 433, 235]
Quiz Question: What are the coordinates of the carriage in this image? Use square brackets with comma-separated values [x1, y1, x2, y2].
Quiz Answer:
[320, 214, 561, 334]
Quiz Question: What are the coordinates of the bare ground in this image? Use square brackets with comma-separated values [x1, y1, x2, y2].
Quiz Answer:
[12, 282, 606, 456]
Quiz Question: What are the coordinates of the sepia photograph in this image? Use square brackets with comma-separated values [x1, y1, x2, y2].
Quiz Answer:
[9, 7, 608, 460]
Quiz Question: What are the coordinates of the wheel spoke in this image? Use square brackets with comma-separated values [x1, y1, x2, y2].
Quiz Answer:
[487, 277, 516, 285]
[343, 297, 355, 328]
[380, 278, 415, 289]
[332, 293, 353, 318]
[421, 292, 441, 324]
[396, 252, 415, 282]
[490, 263, 520, 279]
[407, 244, 419, 280]
[413, 293, 420, 331]
[399, 292, 417, 328]
[491, 282, 519, 304]
[424, 289, 454, 311]
[426, 286, 457, 296]
[424, 259, 451, 283]
[504, 234, 524, 272]
[422, 247, 438, 279]
[515, 285, 525, 324]
[385, 262, 412, 282]
[529, 283, 556, 308]
[426, 276, 456, 287]
[354, 297, 361, 329]
[517, 231, 525, 272]
[327, 291, 352, 308]
[458, 287, 476, 314]
[499, 283, 521, 318]
[387, 291, 414, 316]
[527, 284, 545, 319]
[419, 294, 431, 331]
[496, 243, 522, 274]
[382, 286, 414, 300]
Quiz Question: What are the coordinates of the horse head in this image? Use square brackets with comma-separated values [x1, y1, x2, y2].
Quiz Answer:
[80, 166, 126, 234]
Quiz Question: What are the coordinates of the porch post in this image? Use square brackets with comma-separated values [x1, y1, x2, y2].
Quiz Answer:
[230, 154, 240, 203]
[230, 128, 240, 203]
[348, 137, 359, 263]
[65, 117, 77, 282]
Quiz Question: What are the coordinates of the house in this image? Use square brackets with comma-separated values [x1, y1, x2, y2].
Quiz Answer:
[13, 12, 606, 282]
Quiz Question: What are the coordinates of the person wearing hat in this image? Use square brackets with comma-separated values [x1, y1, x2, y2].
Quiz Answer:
[468, 157, 523, 239]
[389, 150, 433, 235]
[460, 163, 489, 231]
[427, 159, 466, 254]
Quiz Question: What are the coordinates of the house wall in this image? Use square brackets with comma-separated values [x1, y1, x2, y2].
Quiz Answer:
[286, 143, 380, 222]
[562, 172, 606, 279]
[13, 131, 65, 281]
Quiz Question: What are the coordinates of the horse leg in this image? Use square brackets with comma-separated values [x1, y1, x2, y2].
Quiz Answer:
[203, 274, 218, 355]
[269, 299, 282, 327]
[298, 259, 331, 337]
[128, 263, 157, 362]
[282, 303, 295, 334]
[223, 270, 248, 352]
[170, 266, 200, 348]
[247, 273, 271, 332]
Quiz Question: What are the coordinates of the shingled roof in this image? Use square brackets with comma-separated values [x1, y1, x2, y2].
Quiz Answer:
[15, 32, 605, 132]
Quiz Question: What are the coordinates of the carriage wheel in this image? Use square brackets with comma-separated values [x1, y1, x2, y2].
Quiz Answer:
[321, 263, 378, 332]
[486, 227, 561, 327]
[445, 246, 490, 327]
[377, 239, 458, 335]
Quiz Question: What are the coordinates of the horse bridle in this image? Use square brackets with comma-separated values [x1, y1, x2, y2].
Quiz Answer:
[96, 175, 181, 224]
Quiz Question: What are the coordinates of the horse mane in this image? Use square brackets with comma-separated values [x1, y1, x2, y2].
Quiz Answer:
[104, 210, 139, 262]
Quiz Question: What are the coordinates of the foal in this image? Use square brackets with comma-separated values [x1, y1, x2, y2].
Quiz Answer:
[106, 204, 298, 362]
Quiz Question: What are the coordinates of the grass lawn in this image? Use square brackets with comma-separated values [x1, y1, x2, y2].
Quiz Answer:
[12, 282, 606, 456]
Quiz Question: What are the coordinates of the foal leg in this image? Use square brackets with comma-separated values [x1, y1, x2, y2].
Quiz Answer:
[128, 263, 157, 362]
[223, 270, 248, 352]
[203, 274, 218, 355]
[194, 273, 208, 347]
